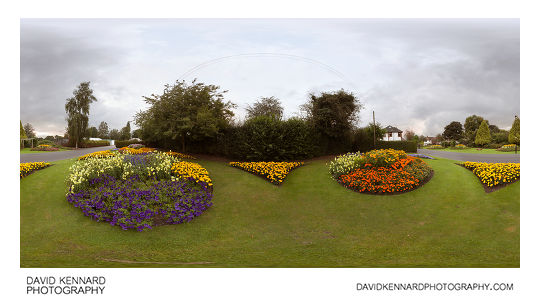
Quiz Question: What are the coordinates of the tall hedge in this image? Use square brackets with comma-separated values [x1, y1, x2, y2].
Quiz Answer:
[115, 139, 141, 148]
[234, 116, 317, 161]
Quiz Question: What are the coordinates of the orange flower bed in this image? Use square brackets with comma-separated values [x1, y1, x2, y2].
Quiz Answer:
[335, 155, 433, 194]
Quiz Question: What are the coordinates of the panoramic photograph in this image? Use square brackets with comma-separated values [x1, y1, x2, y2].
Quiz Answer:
[20, 18, 519, 268]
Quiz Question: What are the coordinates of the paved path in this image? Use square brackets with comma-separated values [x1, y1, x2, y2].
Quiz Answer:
[418, 149, 520, 163]
[20, 146, 115, 163]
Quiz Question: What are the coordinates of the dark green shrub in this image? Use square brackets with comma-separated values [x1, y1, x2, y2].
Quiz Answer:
[374, 141, 417, 153]
[234, 116, 317, 161]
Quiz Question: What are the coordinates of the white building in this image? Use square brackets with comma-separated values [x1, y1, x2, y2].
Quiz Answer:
[382, 125, 403, 141]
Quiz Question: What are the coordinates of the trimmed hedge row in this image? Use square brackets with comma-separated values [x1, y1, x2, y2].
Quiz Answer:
[375, 141, 417, 153]
[83, 140, 110, 148]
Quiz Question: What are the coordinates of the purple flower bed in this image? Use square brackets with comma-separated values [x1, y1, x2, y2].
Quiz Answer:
[67, 174, 213, 231]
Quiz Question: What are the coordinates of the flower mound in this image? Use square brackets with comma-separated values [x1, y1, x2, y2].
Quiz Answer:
[67, 151, 213, 231]
[329, 149, 433, 194]
[67, 175, 212, 231]
[229, 161, 304, 185]
[78, 150, 116, 160]
[462, 161, 520, 189]
[20, 162, 51, 178]
[31, 145, 59, 151]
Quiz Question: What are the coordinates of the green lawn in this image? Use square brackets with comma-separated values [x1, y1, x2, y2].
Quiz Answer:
[422, 148, 519, 154]
[20, 157, 519, 268]
[20, 147, 70, 154]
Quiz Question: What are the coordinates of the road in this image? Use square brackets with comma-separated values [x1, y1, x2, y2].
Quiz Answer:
[418, 149, 520, 163]
[20, 146, 115, 163]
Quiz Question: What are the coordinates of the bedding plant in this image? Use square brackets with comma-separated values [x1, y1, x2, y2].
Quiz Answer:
[20, 162, 51, 178]
[66, 150, 212, 231]
[461, 161, 519, 192]
[329, 149, 433, 194]
[497, 144, 519, 152]
[229, 161, 304, 185]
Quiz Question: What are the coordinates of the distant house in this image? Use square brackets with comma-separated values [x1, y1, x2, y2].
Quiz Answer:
[382, 125, 403, 141]
[424, 136, 437, 145]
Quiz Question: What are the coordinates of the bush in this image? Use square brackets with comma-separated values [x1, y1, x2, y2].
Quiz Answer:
[441, 140, 456, 148]
[426, 145, 444, 149]
[234, 116, 317, 161]
[83, 140, 110, 147]
[374, 141, 417, 153]
[115, 139, 141, 148]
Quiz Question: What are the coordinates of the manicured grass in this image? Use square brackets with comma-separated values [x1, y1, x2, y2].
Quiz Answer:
[423, 148, 519, 154]
[20, 147, 70, 154]
[20, 157, 519, 268]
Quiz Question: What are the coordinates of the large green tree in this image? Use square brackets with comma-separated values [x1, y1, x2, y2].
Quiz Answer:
[86, 126, 99, 138]
[120, 121, 131, 140]
[65, 82, 98, 148]
[109, 129, 120, 140]
[98, 121, 109, 139]
[475, 120, 491, 146]
[464, 115, 485, 144]
[246, 96, 284, 120]
[508, 116, 520, 145]
[135, 79, 236, 152]
[442, 121, 464, 141]
[301, 89, 362, 152]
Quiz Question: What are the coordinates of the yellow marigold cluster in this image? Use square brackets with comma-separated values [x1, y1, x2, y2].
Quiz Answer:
[163, 151, 196, 160]
[229, 161, 304, 185]
[171, 161, 212, 186]
[462, 161, 520, 187]
[119, 147, 156, 154]
[78, 150, 116, 160]
[38, 144, 51, 148]
[20, 162, 51, 178]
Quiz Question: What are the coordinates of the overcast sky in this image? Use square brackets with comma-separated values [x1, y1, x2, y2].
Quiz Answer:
[20, 18, 519, 137]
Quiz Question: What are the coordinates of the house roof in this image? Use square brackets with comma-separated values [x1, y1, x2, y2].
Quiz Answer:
[383, 125, 402, 133]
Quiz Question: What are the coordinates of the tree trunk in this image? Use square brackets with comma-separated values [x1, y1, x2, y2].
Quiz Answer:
[181, 133, 186, 153]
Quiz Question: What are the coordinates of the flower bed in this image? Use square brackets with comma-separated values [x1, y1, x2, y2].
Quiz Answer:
[329, 149, 433, 194]
[118, 147, 156, 155]
[164, 151, 197, 160]
[20, 162, 51, 178]
[497, 144, 519, 152]
[452, 144, 467, 149]
[78, 150, 116, 160]
[66, 151, 213, 231]
[426, 145, 444, 149]
[31, 145, 60, 151]
[229, 161, 304, 185]
[461, 161, 519, 192]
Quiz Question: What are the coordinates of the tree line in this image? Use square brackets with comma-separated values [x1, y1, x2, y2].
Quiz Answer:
[439, 114, 520, 147]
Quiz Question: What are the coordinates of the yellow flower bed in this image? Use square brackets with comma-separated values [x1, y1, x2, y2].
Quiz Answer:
[163, 151, 196, 160]
[171, 161, 212, 187]
[119, 147, 156, 154]
[78, 150, 116, 160]
[462, 161, 520, 187]
[20, 162, 51, 178]
[38, 144, 51, 148]
[229, 161, 304, 185]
